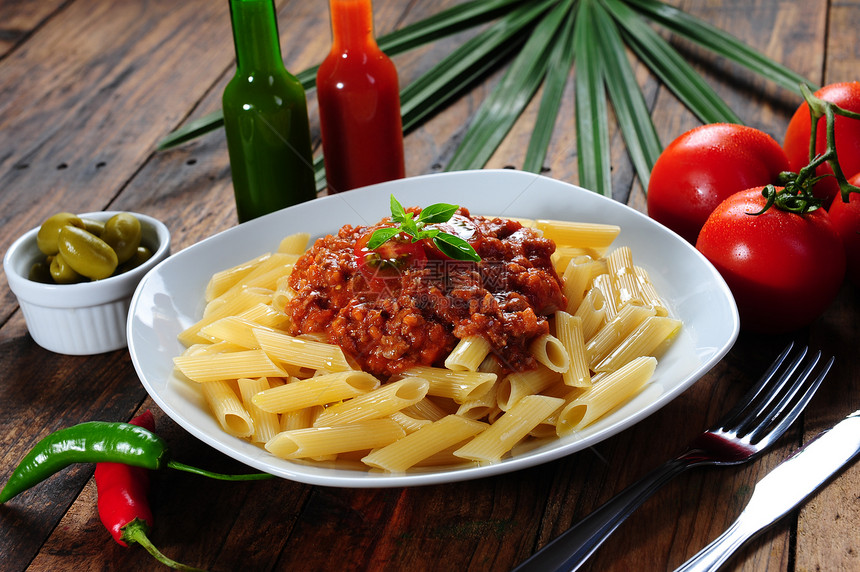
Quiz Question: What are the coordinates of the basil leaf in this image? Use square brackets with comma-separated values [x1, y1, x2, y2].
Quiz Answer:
[418, 203, 458, 223]
[433, 233, 481, 262]
[366, 227, 403, 250]
[389, 195, 408, 223]
[400, 217, 421, 240]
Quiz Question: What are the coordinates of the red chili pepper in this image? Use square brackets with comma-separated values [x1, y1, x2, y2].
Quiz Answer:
[94, 410, 204, 571]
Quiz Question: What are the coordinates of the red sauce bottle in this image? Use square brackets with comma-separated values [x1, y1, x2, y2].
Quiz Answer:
[316, 0, 406, 194]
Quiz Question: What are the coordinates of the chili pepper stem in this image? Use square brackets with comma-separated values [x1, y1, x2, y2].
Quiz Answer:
[121, 519, 207, 571]
[166, 460, 274, 481]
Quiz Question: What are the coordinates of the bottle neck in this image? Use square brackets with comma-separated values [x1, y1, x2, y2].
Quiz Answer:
[229, 0, 284, 72]
[329, 0, 377, 51]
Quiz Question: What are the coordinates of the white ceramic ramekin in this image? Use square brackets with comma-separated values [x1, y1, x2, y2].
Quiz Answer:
[3, 211, 170, 355]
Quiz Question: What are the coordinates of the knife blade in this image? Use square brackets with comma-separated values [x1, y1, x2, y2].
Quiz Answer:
[675, 409, 860, 572]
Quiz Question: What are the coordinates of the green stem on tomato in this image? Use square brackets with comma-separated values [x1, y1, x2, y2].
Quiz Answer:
[800, 83, 860, 202]
[751, 84, 860, 216]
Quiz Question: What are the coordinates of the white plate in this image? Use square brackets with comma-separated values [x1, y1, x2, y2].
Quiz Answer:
[127, 170, 739, 488]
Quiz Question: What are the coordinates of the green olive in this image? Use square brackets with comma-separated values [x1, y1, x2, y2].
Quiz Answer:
[102, 213, 142, 264]
[58, 225, 118, 280]
[36, 212, 85, 255]
[49, 253, 83, 284]
[117, 245, 153, 273]
[81, 218, 105, 237]
[28, 260, 54, 283]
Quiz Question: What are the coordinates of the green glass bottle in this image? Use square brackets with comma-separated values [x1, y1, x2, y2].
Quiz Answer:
[223, 0, 316, 222]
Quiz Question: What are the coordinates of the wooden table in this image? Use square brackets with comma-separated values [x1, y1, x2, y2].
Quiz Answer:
[1, 1, 858, 570]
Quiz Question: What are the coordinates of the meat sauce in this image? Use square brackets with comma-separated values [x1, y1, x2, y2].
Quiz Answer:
[285, 208, 566, 378]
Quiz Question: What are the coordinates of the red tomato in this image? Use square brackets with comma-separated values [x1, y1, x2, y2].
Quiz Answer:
[783, 82, 860, 206]
[827, 172, 860, 285]
[696, 187, 846, 333]
[647, 124, 790, 244]
[354, 229, 427, 290]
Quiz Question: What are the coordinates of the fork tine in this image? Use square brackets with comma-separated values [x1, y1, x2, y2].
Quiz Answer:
[716, 342, 797, 430]
[746, 354, 833, 445]
[732, 345, 812, 437]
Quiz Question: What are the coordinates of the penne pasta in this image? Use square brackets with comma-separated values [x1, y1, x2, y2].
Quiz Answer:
[554, 311, 591, 387]
[585, 303, 657, 370]
[453, 395, 564, 463]
[252, 370, 380, 413]
[400, 366, 496, 404]
[180, 288, 273, 346]
[266, 418, 406, 459]
[253, 327, 352, 372]
[444, 336, 492, 372]
[606, 246, 644, 308]
[401, 397, 450, 422]
[238, 377, 281, 443]
[634, 266, 669, 317]
[456, 382, 499, 420]
[574, 287, 607, 341]
[497, 364, 561, 411]
[200, 379, 254, 438]
[556, 356, 657, 435]
[362, 415, 488, 472]
[562, 255, 603, 313]
[205, 253, 270, 302]
[591, 274, 619, 322]
[529, 333, 570, 373]
[277, 232, 311, 254]
[174, 349, 288, 382]
[593, 316, 682, 373]
[313, 377, 430, 426]
[535, 220, 621, 252]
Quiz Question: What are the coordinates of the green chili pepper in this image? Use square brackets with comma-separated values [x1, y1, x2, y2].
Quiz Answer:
[0, 421, 272, 504]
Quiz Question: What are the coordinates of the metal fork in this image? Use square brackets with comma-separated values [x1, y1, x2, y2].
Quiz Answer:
[513, 342, 834, 572]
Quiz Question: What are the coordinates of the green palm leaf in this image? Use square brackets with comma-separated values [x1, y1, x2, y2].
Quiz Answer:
[593, 0, 661, 188]
[523, 5, 577, 174]
[574, 0, 611, 197]
[446, 0, 572, 171]
[604, 0, 742, 125]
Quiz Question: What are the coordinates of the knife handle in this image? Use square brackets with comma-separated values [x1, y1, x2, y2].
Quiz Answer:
[673, 517, 756, 572]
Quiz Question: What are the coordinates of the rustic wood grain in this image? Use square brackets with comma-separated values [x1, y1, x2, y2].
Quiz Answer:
[1, 0, 858, 571]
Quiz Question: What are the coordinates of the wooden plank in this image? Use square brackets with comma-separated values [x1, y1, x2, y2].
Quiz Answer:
[794, 1, 860, 570]
[0, 0, 235, 322]
[0, 0, 68, 58]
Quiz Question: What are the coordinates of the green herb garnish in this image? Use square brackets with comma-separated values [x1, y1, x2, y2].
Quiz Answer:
[368, 195, 481, 262]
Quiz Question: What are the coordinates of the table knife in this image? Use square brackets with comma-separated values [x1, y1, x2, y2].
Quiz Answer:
[674, 409, 860, 572]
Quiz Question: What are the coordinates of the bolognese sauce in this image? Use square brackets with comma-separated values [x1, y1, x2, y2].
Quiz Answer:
[285, 208, 566, 378]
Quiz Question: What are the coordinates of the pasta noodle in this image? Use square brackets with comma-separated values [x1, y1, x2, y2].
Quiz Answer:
[265, 419, 406, 459]
[399, 366, 496, 404]
[362, 415, 488, 472]
[200, 379, 254, 438]
[238, 377, 280, 443]
[312, 377, 430, 426]
[529, 334, 570, 373]
[444, 336, 492, 372]
[453, 395, 564, 463]
[252, 371, 380, 413]
[554, 311, 591, 387]
[177, 216, 683, 472]
[557, 356, 657, 434]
